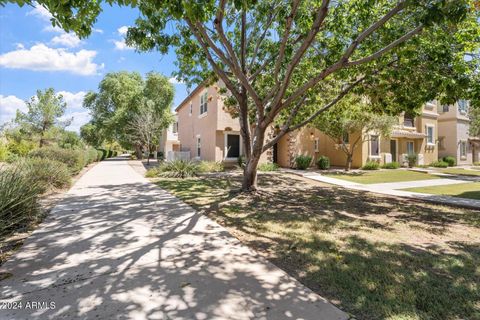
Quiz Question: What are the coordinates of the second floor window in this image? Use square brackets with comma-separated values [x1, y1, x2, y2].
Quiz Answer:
[172, 121, 178, 134]
[197, 137, 201, 157]
[370, 135, 379, 156]
[458, 100, 469, 114]
[403, 113, 414, 127]
[314, 138, 319, 152]
[442, 105, 449, 113]
[200, 92, 208, 115]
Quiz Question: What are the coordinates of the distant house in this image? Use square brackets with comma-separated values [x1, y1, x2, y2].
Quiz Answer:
[438, 100, 480, 165]
[175, 82, 269, 165]
[158, 114, 180, 159]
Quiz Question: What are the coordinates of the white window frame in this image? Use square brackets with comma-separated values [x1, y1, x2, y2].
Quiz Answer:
[314, 138, 319, 152]
[460, 140, 467, 159]
[196, 135, 201, 159]
[224, 132, 242, 160]
[407, 141, 415, 155]
[425, 124, 435, 146]
[458, 100, 469, 115]
[369, 135, 380, 158]
[199, 91, 208, 117]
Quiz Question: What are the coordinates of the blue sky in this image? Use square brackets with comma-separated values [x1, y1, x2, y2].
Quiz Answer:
[0, 2, 188, 131]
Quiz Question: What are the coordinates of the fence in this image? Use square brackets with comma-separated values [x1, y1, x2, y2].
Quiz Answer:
[166, 151, 190, 161]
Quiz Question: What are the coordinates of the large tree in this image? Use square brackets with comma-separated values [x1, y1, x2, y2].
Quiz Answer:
[15, 88, 70, 147]
[5, 0, 480, 190]
[81, 71, 174, 154]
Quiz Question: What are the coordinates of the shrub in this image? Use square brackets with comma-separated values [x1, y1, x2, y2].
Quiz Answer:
[158, 160, 198, 178]
[316, 156, 330, 170]
[85, 147, 98, 164]
[17, 158, 71, 192]
[381, 161, 400, 169]
[258, 162, 279, 172]
[407, 153, 418, 168]
[198, 161, 224, 173]
[362, 161, 380, 170]
[7, 140, 36, 156]
[0, 164, 43, 240]
[295, 155, 312, 170]
[430, 160, 449, 168]
[0, 143, 9, 162]
[107, 150, 113, 158]
[238, 155, 246, 168]
[442, 156, 456, 167]
[97, 149, 107, 160]
[28, 147, 85, 174]
[97, 150, 104, 161]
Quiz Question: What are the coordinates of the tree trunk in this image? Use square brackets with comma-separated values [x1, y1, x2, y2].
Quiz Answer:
[135, 145, 143, 159]
[242, 152, 261, 191]
[345, 154, 353, 171]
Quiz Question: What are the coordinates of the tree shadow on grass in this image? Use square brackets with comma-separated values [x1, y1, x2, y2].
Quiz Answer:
[159, 173, 480, 320]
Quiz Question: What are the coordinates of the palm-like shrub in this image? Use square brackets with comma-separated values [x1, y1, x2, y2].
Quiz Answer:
[17, 158, 71, 192]
[198, 161, 224, 173]
[158, 160, 198, 178]
[0, 164, 43, 239]
[362, 161, 380, 170]
[258, 162, 279, 172]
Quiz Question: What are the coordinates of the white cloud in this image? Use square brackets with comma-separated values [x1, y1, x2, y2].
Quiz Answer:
[26, 2, 52, 21]
[51, 33, 82, 48]
[43, 25, 64, 33]
[93, 28, 104, 34]
[117, 26, 129, 36]
[0, 95, 27, 124]
[168, 77, 185, 85]
[112, 40, 133, 51]
[61, 110, 91, 132]
[58, 91, 86, 111]
[0, 44, 103, 76]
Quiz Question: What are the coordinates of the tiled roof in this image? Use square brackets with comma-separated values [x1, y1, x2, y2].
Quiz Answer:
[391, 129, 426, 139]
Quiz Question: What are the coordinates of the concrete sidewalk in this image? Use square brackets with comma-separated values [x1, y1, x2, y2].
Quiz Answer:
[0, 156, 347, 320]
[285, 169, 480, 209]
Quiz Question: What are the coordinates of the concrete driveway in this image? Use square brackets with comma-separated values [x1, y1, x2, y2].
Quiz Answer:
[0, 156, 347, 320]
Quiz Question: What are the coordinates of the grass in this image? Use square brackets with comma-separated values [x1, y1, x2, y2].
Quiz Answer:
[155, 172, 480, 320]
[438, 168, 480, 177]
[405, 182, 480, 200]
[323, 169, 440, 184]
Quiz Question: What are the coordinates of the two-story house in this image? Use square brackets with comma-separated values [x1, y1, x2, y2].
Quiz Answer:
[438, 100, 480, 165]
[175, 82, 269, 164]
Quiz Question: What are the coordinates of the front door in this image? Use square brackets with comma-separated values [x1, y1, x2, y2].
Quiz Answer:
[390, 140, 397, 162]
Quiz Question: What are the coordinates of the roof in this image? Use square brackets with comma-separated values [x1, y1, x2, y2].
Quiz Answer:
[391, 129, 426, 139]
[175, 80, 208, 112]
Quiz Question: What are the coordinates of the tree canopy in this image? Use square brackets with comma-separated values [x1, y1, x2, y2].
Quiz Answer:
[5, 0, 480, 190]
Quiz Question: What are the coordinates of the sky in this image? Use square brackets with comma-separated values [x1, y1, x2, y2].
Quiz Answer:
[0, 2, 188, 132]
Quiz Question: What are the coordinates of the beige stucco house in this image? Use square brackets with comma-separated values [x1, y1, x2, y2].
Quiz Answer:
[175, 83, 269, 165]
[438, 100, 480, 165]
[277, 103, 439, 168]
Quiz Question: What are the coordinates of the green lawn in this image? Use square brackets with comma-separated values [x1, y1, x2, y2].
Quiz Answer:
[439, 168, 480, 177]
[405, 182, 480, 200]
[323, 169, 440, 184]
[154, 173, 480, 320]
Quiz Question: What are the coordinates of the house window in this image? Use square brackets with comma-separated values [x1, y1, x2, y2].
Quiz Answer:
[225, 134, 240, 158]
[342, 132, 349, 144]
[442, 105, 449, 113]
[407, 141, 414, 154]
[403, 113, 415, 127]
[189, 103, 192, 115]
[458, 100, 469, 114]
[314, 138, 319, 152]
[200, 91, 208, 115]
[460, 141, 467, 158]
[425, 125, 434, 145]
[370, 135, 379, 157]
[172, 121, 178, 134]
[196, 136, 201, 158]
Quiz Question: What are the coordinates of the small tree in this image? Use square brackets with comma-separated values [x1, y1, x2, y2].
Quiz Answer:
[15, 88, 70, 147]
[315, 99, 396, 170]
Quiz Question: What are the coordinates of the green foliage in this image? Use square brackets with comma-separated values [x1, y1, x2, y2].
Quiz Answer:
[197, 161, 224, 173]
[158, 160, 198, 178]
[295, 155, 312, 170]
[28, 147, 85, 174]
[80, 123, 103, 147]
[362, 161, 380, 170]
[85, 147, 99, 164]
[97, 148, 107, 160]
[431, 160, 449, 168]
[0, 164, 42, 240]
[316, 156, 330, 170]
[145, 166, 160, 178]
[381, 162, 400, 169]
[17, 158, 71, 193]
[0, 142, 10, 162]
[7, 139, 36, 156]
[258, 162, 279, 172]
[58, 130, 83, 149]
[442, 156, 456, 167]
[407, 153, 418, 168]
[237, 155, 246, 168]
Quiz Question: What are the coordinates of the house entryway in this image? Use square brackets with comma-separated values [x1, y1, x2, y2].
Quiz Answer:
[390, 140, 397, 162]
